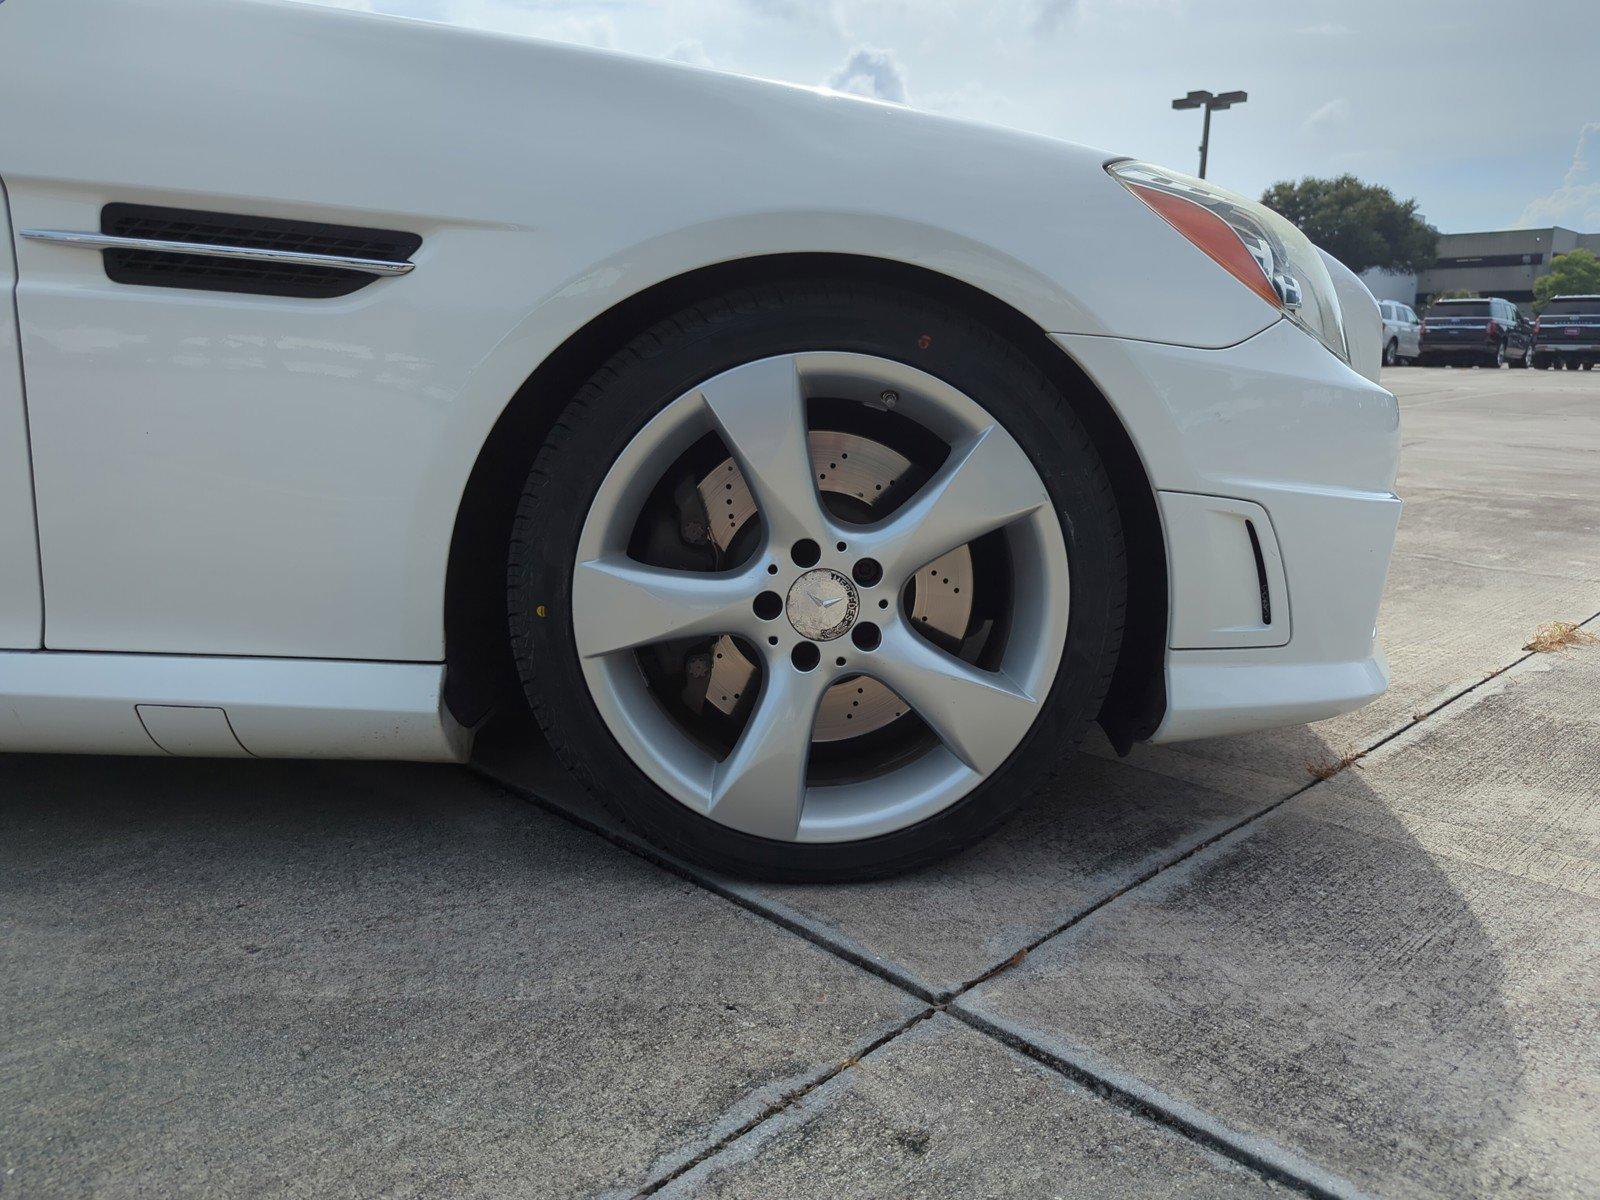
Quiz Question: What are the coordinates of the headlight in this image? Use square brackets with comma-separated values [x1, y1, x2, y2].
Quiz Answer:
[1107, 160, 1347, 362]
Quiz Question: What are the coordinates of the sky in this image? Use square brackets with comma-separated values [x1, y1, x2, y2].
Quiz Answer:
[311, 0, 1600, 234]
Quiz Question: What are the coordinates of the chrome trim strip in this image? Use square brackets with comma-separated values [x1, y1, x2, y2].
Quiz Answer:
[17, 229, 416, 276]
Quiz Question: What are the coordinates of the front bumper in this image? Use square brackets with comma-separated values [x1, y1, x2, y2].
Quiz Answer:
[1053, 320, 1402, 742]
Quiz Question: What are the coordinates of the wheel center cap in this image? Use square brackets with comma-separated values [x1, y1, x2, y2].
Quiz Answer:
[786, 568, 859, 641]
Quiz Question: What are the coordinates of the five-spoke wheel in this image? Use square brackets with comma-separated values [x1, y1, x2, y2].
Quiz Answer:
[509, 281, 1124, 879]
[571, 352, 1069, 843]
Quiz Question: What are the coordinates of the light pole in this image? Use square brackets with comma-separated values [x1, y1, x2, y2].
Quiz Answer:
[1170, 89, 1247, 179]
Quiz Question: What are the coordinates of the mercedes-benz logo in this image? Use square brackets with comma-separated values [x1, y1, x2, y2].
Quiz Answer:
[785, 568, 860, 641]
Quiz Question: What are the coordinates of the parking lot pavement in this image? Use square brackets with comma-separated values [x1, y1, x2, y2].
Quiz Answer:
[0, 757, 917, 1198]
[480, 732, 1270, 1000]
[5, 367, 1598, 1198]
[958, 644, 1600, 1200]
[656, 1015, 1278, 1200]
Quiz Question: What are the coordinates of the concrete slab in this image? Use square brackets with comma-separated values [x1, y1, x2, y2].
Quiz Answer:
[480, 724, 1271, 1000]
[1389, 483, 1600, 580]
[958, 646, 1600, 1200]
[0, 756, 917, 1199]
[1385, 367, 1600, 507]
[728, 748, 1279, 999]
[659, 1014, 1278, 1200]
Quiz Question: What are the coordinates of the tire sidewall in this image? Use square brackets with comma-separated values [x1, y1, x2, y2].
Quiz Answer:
[509, 285, 1124, 880]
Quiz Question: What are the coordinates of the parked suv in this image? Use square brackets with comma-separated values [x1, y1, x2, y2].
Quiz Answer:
[1419, 297, 1534, 368]
[1379, 300, 1422, 365]
[1533, 295, 1600, 370]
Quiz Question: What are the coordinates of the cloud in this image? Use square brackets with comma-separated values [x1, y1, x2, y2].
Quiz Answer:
[1517, 123, 1600, 231]
[742, 0, 840, 33]
[317, 0, 623, 45]
[826, 47, 909, 104]
[666, 38, 712, 68]
[1032, 0, 1077, 35]
[1300, 97, 1351, 139]
[547, 13, 615, 48]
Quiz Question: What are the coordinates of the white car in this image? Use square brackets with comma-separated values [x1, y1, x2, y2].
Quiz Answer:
[0, 0, 1400, 879]
[1379, 300, 1423, 365]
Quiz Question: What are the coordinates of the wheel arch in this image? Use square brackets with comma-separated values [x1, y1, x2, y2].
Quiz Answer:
[443, 253, 1167, 751]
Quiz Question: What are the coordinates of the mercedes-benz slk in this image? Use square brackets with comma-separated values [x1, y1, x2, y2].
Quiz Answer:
[0, 0, 1399, 879]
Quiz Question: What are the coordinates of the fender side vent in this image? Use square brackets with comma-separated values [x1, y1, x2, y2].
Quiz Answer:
[1244, 518, 1272, 626]
[100, 204, 421, 298]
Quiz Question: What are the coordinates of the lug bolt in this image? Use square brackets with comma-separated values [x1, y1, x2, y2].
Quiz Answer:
[853, 558, 883, 587]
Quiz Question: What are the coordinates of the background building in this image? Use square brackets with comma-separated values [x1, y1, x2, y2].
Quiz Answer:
[1359, 269, 1420, 305]
[1415, 227, 1600, 309]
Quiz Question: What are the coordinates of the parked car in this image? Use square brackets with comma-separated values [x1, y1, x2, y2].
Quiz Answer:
[1419, 297, 1534, 368]
[0, 0, 1400, 880]
[1533, 295, 1600, 370]
[1379, 300, 1422, 365]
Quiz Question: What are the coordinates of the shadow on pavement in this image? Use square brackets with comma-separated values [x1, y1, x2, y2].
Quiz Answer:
[963, 668, 1599, 1200]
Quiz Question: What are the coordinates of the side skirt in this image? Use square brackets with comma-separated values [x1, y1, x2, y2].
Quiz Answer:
[0, 652, 469, 761]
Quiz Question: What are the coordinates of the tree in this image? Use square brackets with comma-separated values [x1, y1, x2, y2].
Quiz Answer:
[1260, 175, 1438, 274]
[1533, 248, 1600, 311]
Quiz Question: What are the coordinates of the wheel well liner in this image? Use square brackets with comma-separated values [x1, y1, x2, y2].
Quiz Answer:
[443, 253, 1166, 750]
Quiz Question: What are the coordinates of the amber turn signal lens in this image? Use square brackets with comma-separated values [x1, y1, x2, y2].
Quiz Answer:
[1127, 183, 1282, 311]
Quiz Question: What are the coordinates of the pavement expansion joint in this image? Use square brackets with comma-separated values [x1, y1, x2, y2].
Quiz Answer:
[477, 607, 1600, 1200]
[629, 1007, 942, 1198]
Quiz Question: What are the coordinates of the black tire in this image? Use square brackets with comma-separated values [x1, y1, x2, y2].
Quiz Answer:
[507, 279, 1128, 881]
[1383, 338, 1398, 367]
[1534, 355, 1549, 370]
[1510, 344, 1531, 369]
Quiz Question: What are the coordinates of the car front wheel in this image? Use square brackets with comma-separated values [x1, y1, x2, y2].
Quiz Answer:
[507, 280, 1127, 880]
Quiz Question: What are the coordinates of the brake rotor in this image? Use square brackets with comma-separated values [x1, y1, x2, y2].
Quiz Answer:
[696, 431, 973, 742]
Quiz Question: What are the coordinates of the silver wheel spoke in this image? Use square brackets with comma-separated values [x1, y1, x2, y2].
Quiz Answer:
[870, 624, 1039, 775]
[697, 356, 832, 546]
[863, 426, 1047, 584]
[573, 351, 1070, 844]
[708, 664, 831, 840]
[572, 557, 759, 658]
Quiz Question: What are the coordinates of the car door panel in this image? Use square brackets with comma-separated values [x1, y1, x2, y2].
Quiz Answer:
[0, 179, 45, 648]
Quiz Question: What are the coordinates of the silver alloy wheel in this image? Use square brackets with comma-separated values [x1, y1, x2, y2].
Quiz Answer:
[570, 351, 1070, 843]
